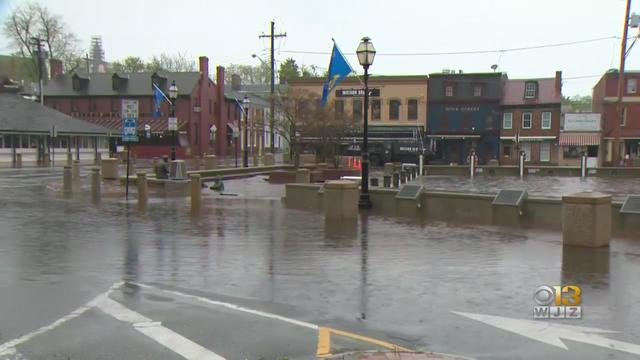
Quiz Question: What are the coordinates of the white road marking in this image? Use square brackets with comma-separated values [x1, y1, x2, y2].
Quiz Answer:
[453, 311, 640, 356]
[130, 282, 319, 330]
[92, 295, 225, 360]
[0, 282, 124, 356]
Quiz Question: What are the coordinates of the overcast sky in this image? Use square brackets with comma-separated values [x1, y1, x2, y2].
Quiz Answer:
[1, 0, 639, 96]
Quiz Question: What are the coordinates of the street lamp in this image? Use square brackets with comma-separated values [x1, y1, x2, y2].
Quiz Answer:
[243, 95, 250, 167]
[168, 80, 178, 160]
[356, 36, 376, 209]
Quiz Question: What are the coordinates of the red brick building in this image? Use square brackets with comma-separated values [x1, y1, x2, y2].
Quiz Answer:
[43, 56, 237, 158]
[499, 72, 562, 165]
[592, 70, 640, 166]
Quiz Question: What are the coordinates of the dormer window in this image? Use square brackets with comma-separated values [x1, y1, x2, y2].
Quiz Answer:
[524, 81, 537, 98]
[112, 73, 129, 91]
[71, 73, 89, 92]
[151, 72, 167, 92]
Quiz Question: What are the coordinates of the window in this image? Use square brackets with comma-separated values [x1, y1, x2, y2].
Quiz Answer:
[473, 85, 482, 97]
[407, 99, 418, 120]
[522, 112, 532, 129]
[503, 145, 511, 157]
[540, 112, 552, 129]
[622, 107, 627, 127]
[444, 85, 454, 97]
[334, 100, 344, 119]
[371, 99, 381, 120]
[503, 113, 513, 129]
[540, 143, 551, 162]
[628, 79, 638, 94]
[524, 82, 537, 98]
[389, 99, 401, 120]
[563, 145, 585, 159]
[521, 142, 532, 162]
[352, 99, 362, 121]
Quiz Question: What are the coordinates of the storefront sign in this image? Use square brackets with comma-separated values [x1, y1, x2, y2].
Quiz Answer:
[336, 88, 380, 97]
[564, 113, 601, 131]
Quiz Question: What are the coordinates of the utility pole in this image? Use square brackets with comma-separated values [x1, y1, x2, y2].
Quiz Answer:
[259, 21, 286, 153]
[31, 37, 45, 105]
[615, 0, 632, 166]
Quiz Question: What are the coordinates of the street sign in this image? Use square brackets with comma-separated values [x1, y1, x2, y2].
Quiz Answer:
[121, 99, 139, 142]
[168, 117, 178, 131]
[336, 88, 380, 97]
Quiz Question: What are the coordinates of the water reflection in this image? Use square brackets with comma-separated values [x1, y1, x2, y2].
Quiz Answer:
[561, 246, 610, 288]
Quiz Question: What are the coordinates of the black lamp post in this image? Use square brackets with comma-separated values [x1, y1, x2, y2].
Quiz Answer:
[356, 36, 376, 208]
[243, 95, 250, 167]
[168, 80, 178, 160]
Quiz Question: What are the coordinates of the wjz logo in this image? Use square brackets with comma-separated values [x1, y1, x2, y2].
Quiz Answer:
[533, 285, 582, 319]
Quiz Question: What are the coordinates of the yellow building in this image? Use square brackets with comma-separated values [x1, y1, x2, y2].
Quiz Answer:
[287, 75, 428, 164]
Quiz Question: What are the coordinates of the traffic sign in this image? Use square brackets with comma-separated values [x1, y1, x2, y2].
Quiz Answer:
[121, 99, 139, 142]
[168, 117, 178, 131]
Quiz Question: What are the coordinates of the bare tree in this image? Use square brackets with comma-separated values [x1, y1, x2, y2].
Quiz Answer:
[146, 52, 196, 72]
[225, 63, 270, 85]
[3, 2, 83, 76]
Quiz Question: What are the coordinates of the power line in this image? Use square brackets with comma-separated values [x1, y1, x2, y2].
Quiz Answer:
[281, 36, 624, 57]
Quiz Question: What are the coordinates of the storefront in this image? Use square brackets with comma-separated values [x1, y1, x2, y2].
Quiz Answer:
[499, 136, 557, 164]
[559, 113, 602, 167]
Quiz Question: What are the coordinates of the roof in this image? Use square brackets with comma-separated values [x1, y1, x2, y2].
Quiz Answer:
[502, 78, 561, 105]
[224, 89, 270, 107]
[0, 93, 113, 135]
[428, 72, 503, 78]
[44, 72, 202, 97]
[288, 75, 429, 85]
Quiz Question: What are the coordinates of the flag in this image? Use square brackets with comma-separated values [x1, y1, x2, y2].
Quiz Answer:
[152, 83, 167, 117]
[321, 42, 354, 107]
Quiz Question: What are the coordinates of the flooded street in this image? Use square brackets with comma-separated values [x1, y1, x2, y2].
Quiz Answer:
[1, 168, 640, 359]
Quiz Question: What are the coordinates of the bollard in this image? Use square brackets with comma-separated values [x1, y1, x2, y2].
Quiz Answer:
[562, 192, 611, 247]
[90, 167, 101, 202]
[370, 177, 379, 187]
[204, 155, 217, 170]
[469, 151, 477, 179]
[419, 154, 424, 176]
[324, 180, 359, 220]
[383, 175, 391, 188]
[295, 168, 311, 183]
[136, 172, 148, 207]
[580, 153, 587, 178]
[101, 158, 119, 180]
[519, 151, 526, 179]
[190, 173, 202, 212]
[72, 160, 81, 182]
[15, 153, 22, 168]
[63, 166, 72, 193]
[393, 172, 400, 188]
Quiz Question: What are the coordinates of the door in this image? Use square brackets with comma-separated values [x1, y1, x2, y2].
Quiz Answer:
[540, 142, 551, 162]
[521, 142, 532, 162]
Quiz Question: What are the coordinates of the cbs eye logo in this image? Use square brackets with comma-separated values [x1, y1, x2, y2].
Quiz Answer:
[534, 285, 581, 306]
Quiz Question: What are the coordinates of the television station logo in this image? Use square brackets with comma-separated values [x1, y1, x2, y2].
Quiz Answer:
[533, 285, 582, 319]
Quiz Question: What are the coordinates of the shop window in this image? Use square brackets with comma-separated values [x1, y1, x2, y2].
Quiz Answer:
[389, 99, 401, 120]
[408, 99, 418, 120]
[371, 99, 381, 120]
[563, 145, 585, 159]
[352, 99, 362, 121]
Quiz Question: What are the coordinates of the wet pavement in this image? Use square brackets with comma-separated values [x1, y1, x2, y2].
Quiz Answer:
[1, 168, 640, 359]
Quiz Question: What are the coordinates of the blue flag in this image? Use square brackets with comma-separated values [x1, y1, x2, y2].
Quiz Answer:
[321, 42, 353, 107]
[152, 84, 166, 117]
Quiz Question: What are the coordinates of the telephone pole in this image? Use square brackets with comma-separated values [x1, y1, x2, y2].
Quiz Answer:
[259, 21, 286, 153]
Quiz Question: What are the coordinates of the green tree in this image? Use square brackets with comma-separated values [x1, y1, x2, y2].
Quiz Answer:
[2, 2, 83, 76]
[111, 56, 145, 73]
[562, 95, 592, 112]
[278, 58, 300, 84]
[300, 64, 320, 78]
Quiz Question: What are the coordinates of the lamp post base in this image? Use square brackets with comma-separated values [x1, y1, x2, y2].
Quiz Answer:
[170, 147, 177, 161]
[358, 193, 372, 209]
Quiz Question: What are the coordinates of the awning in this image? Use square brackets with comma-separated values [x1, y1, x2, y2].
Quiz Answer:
[90, 117, 188, 132]
[559, 133, 601, 146]
[426, 135, 481, 139]
[501, 136, 556, 142]
[227, 123, 240, 138]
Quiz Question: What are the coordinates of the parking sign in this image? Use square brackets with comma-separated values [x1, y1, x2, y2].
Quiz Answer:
[121, 99, 139, 142]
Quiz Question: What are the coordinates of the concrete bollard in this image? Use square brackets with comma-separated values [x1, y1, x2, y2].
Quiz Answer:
[562, 192, 611, 247]
[383, 175, 391, 188]
[101, 158, 119, 180]
[393, 172, 400, 188]
[15, 153, 22, 168]
[264, 153, 275, 166]
[190, 173, 202, 212]
[204, 155, 217, 170]
[63, 166, 72, 193]
[295, 168, 311, 183]
[136, 172, 148, 207]
[169, 160, 187, 180]
[370, 177, 379, 187]
[90, 167, 101, 202]
[324, 180, 359, 220]
[72, 160, 81, 182]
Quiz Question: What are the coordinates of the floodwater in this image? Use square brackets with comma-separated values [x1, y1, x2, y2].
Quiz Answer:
[1, 168, 640, 359]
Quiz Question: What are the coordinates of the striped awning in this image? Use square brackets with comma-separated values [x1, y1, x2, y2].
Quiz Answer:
[559, 133, 601, 146]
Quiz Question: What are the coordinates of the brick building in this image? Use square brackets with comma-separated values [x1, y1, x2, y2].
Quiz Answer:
[592, 70, 640, 166]
[43, 56, 237, 158]
[427, 72, 503, 164]
[499, 72, 562, 165]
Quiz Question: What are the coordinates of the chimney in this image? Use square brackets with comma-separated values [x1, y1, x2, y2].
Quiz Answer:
[555, 70, 562, 94]
[216, 66, 225, 94]
[50, 59, 63, 78]
[199, 56, 209, 79]
[231, 74, 242, 91]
